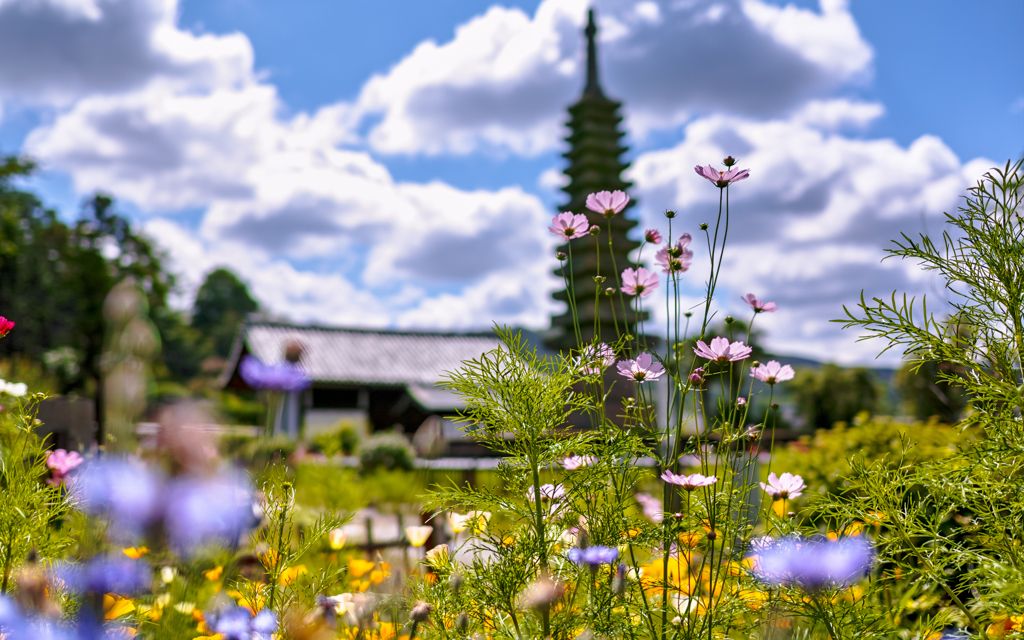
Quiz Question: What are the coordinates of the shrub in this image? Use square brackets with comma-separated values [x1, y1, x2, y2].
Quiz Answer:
[243, 436, 297, 467]
[310, 422, 359, 457]
[358, 433, 415, 474]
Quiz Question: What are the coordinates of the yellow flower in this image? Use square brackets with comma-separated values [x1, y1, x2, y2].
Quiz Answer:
[122, 547, 149, 559]
[349, 558, 377, 579]
[103, 593, 136, 620]
[448, 512, 472, 534]
[329, 528, 348, 550]
[405, 526, 433, 548]
[204, 566, 223, 581]
[279, 565, 308, 585]
[468, 511, 492, 533]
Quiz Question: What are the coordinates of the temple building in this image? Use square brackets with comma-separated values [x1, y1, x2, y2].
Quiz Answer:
[546, 8, 645, 352]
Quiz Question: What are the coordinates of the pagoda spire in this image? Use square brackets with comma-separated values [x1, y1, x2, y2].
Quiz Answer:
[546, 7, 644, 352]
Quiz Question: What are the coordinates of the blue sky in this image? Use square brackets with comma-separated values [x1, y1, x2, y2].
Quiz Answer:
[0, 0, 1020, 364]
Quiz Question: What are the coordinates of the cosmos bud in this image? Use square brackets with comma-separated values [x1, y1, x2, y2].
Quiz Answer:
[723, 155, 737, 167]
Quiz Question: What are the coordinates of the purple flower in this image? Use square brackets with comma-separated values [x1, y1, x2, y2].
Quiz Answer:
[751, 361, 795, 385]
[580, 343, 615, 375]
[655, 234, 694, 274]
[621, 267, 659, 298]
[749, 536, 873, 589]
[560, 455, 595, 470]
[585, 190, 630, 216]
[634, 492, 663, 523]
[644, 229, 663, 244]
[760, 472, 806, 501]
[239, 356, 311, 392]
[70, 458, 162, 534]
[568, 545, 619, 567]
[695, 165, 751, 188]
[617, 353, 665, 383]
[743, 293, 778, 313]
[688, 367, 705, 385]
[660, 472, 717, 491]
[56, 557, 151, 595]
[163, 473, 257, 556]
[207, 606, 278, 640]
[693, 336, 752, 363]
[548, 212, 592, 240]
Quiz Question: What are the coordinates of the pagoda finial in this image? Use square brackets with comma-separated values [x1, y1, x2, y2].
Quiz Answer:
[583, 8, 604, 97]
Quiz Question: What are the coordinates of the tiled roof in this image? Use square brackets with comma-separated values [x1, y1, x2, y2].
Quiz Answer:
[227, 322, 509, 387]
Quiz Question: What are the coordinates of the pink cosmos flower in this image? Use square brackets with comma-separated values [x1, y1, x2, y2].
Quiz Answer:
[660, 471, 718, 491]
[634, 492, 664, 523]
[693, 336, 752, 363]
[760, 473, 806, 501]
[580, 343, 615, 375]
[616, 353, 665, 383]
[743, 293, 778, 313]
[46, 449, 84, 486]
[695, 165, 751, 188]
[561, 455, 595, 470]
[527, 483, 565, 501]
[655, 234, 694, 274]
[548, 212, 592, 240]
[644, 229, 663, 244]
[621, 267, 659, 297]
[750, 361, 795, 385]
[737, 397, 747, 406]
[586, 190, 630, 216]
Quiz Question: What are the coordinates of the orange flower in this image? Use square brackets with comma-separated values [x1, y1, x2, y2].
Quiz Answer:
[279, 565, 308, 585]
[121, 547, 149, 559]
[204, 566, 223, 581]
[678, 532, 702, 549]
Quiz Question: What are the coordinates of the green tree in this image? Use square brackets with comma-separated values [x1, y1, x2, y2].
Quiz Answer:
[789, 363, 881, 430]
[894, 359, 968, 422]
[191, 268, 259, 358]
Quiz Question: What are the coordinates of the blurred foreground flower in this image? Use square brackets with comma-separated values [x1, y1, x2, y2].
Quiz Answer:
[0, 380, 27, 396]
[634, 492, 663, 523]
[519, 574, 565, 609]
[206, 605, 277, 640]
[0, 316, 14, 336]
[561, 455, 595, 470]
[406, 526, 433, 548]
[55, 556, 151, 596]
[239, 356, 311, 392]
[749, 536, 873, 589]
[527, 484, 565, 501]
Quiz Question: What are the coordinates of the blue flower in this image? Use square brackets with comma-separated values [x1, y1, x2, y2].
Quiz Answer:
[568, 545, 619, 567]
[163, 472, 256, 556]
[70, 458, 162, 534]
[240, 356, 311, 392]
[55, 557, 151, 595]
[748, 535, 873, 589]
[207, 606, 278, 640]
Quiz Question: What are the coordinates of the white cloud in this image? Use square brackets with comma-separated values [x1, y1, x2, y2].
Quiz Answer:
[351, 0, 874, 156]
[0, 0, 252, 105]
[628, 113, 993, 364]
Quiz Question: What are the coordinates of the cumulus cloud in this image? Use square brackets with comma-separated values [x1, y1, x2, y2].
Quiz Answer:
[351, 0, 873, 156]
[628, 113, 993, 364]
[0, 0, 252, 105]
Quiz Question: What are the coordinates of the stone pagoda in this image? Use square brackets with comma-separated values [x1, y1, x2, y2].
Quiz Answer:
[547, 8, 644, 352]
